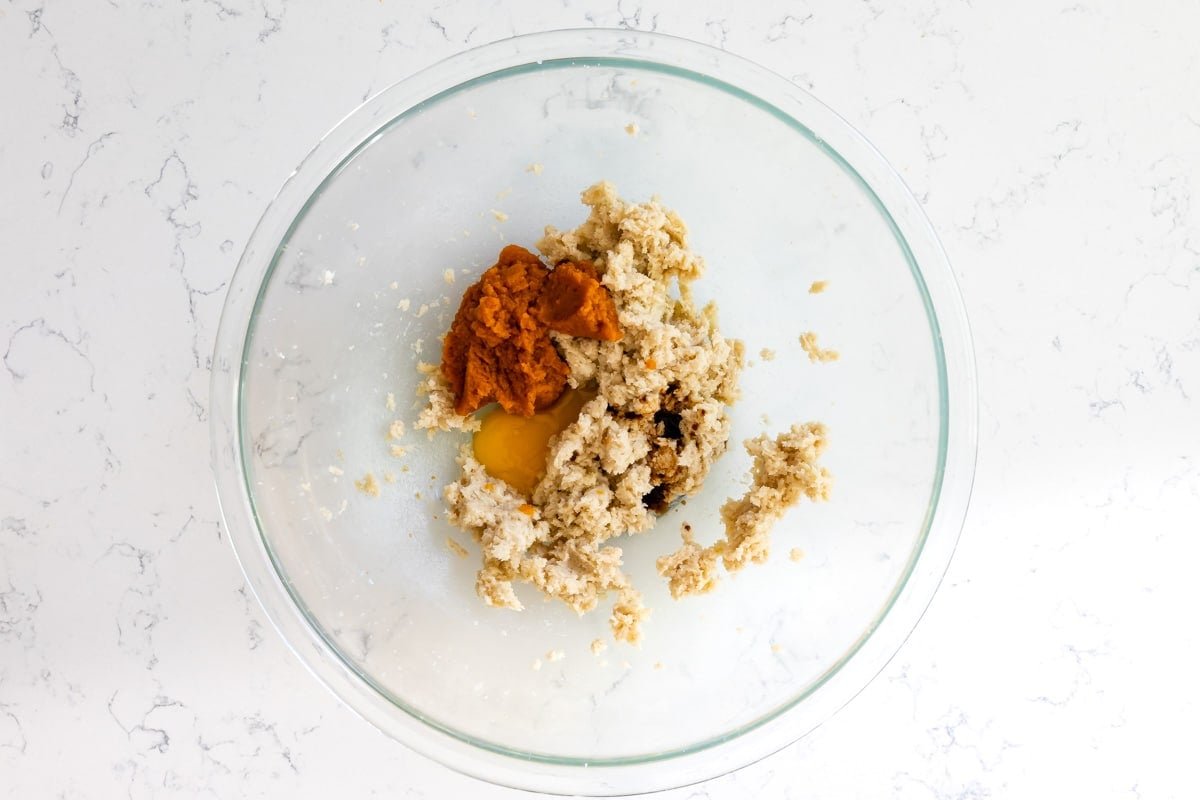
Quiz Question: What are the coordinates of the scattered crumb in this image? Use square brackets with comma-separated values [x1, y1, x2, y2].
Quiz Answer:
[443, 269, 456, 284]
[322, 270, 335, 285]
[653, 661, 664, 670]
[467, 108, 476, 119]
[299, 481, 312, 493]
[327, 465, 344, 477]
[336, 449, 345, 461]
[789, 547, 805, 562]
[417, 304, 429, 317]
[383, 472, 397, 484]
[736, 626, 745, 634]
[525, 162, 544, 175]
[809, 280, 829, 294]
[354, 473, 381, 497]
[599, 659, 609, 668]
[397, 298, 411, 312]
[445, 537, 469, 558]
[531, 658, 542, 671]
[390, 444, 408, 457]
[771, 643, 783, 653]
[390, 281, 399, 290]
[625, 122, 639, 136]
[318, 507, 333, 521]
[385, 392, 396, 412]
[799, 332, 840, 363]
[590, 639, 608, 656]
[387, 419, 406, 440]
[411, 338, 424, 354]
[336, 499, 348, 515]
[760, 348, 776, 361]
[348, 222, 360, 231]
[760, 413, 771, 425]
[490, 209, 509, 222]
[496, 188, 512, 200]
[546, 649, 565, 662]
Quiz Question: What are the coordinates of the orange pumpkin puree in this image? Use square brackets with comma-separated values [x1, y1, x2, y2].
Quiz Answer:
[441, 245, 620, 417]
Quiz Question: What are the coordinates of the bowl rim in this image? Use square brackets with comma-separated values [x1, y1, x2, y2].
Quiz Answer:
[210, 27, 978, 796]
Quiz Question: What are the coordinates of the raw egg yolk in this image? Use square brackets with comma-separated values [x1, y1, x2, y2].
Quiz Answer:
[472, 387, 594, 496]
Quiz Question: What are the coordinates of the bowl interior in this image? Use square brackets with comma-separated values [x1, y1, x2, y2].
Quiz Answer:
[239, 59, 941, 761]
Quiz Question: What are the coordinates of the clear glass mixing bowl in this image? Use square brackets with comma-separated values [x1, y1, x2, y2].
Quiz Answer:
[211, 29, 976, 796]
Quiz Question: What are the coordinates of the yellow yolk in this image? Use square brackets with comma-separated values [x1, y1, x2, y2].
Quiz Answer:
[473, 387, 594, 496]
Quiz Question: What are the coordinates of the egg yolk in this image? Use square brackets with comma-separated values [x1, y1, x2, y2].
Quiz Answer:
[472, 387, 594, 496]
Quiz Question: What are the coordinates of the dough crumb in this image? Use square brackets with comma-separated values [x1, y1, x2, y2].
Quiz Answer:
[387, 419, 406, 440]
[525, 163, 544, 175]
[385, 392, 396, 412]
[328, 465, 344, 477]
[383, 472, 397, 484]
[398, 298, 411, 312]
[771, 643, 783, 653]
[496, 188, 512, 200]
[546, 649, 565, 662]
[658, 423, 830, 594]
[322, 270, 335, 285]
[653, 661, 664, 670]
[799, 332, 839, 363]
[443, 269, 456, 284]
[760, 347, 776, 361]
[625, 122, 639, 136]
[490, 209, 509, 222]
[417, 304, 430, 317]
[355, 473, 381, 497]
[590, 638, 608, 656]
[390, 444, 408, 458]
[789, 547, 805, 562]
[446, 537, 469, 558]
[719, 423, 832, 570]
[531, 658, 542, 671]
[414, 362, 481, 435]
[809, 280, 829, 294]
[318, 507, 333, 521]
[656, 528, 721, 599]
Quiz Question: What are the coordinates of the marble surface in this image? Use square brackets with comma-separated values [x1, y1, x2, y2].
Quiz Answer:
[2, 1, 1197, 797]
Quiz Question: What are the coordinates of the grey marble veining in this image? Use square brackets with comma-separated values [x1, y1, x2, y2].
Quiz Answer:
[1, 0, 1197, 797]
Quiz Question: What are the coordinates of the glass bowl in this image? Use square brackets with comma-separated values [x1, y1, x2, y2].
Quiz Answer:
[210, 29, 976, 796]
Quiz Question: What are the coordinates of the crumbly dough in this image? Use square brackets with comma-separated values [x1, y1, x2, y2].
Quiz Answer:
[429, 182, 743, 644]
[657, 423, 832, 595]
[415, 361, 481, 435]
[799, 331, 840, 363]
[656, 527, 722, 599]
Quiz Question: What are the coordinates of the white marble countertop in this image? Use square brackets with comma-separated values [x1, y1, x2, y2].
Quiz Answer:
[3, 1, 1197, 797]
